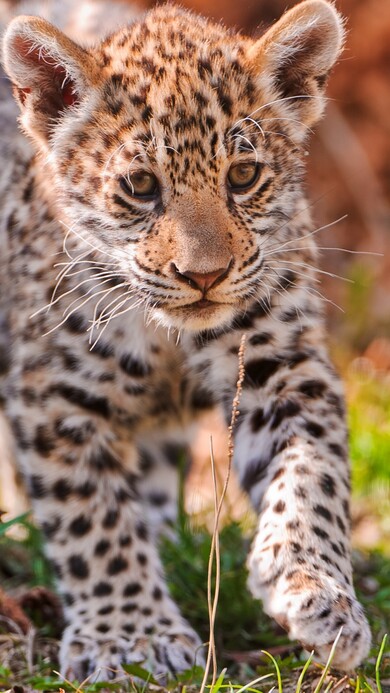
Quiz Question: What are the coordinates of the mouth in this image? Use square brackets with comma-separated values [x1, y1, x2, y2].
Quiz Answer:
[191, 298, 217, 309]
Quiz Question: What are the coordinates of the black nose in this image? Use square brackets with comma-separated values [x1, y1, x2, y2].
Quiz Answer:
[171, 259, 233, 293]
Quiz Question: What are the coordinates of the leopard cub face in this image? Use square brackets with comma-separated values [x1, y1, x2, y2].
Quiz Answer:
[3, 1, 344, 331]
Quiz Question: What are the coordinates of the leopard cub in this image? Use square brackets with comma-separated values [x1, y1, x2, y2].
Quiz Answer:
[1, 0, 370, 679]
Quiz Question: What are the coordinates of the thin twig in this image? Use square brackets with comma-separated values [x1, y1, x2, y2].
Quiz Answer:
[200, 335, 247, 693]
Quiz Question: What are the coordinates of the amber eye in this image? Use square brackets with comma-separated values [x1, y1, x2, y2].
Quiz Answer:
[227, 162, 260, 192]
[120, 171, 159, 199]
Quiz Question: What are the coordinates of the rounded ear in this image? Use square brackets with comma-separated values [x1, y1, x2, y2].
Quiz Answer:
[2, 15, 98, 148]
[246, 0, 345, 138]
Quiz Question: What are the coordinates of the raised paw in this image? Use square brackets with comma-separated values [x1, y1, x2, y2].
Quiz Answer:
[60, 620, 203, 682]
[248, 566, 371, 671]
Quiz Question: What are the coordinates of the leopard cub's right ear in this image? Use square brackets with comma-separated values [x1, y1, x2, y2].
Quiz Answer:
[2, 16, 98, 149]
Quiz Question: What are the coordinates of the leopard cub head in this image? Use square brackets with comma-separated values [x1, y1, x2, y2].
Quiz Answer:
[3, 0, 344, 331]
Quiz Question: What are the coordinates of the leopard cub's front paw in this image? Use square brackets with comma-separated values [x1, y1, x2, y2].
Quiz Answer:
[249, 565, 371, 671]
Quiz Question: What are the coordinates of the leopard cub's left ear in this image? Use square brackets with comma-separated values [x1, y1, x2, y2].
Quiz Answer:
[246, 0, 345, 139]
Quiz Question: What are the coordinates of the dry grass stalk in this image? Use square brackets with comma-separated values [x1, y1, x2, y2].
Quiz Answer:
[200, 334, 247, 693]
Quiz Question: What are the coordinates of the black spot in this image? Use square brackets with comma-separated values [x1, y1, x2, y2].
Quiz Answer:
[291, 542, 301, 553]
[320, 473, 336, 497]
[63, 593, 74, 606]
[96, 623, 111, 633]
[33, 425, 55, 456]
[95, 539, 111, 556]
[330, 542, 342, 556]
[52, 560, 63, 579]
[55, 418, 95, 445]
[52, 478, 72, 501]
[68, 554, 89, 579]
[328, 443, 345, 459]
[336, 515, 346, 533]
[137, 553, 147, 566]
[122, 623, 135, 634]
[327, 392, 345, 417]
[42, 516, 61, 538]
[23, 179, 34, 202]
[299, 379, 326, 399]
[98, 605, 114, 616]
[249, 332, 273, 346]
[319, 607, 332, 619]
[304, 420, 324, 438]
[89, 446, 120, 471]
[119, 354, 150, 378]
[91, 341, 114, 359]
[191, 387, 215, 409]
[62, 351, 81, 371]
[102, 509, 119, 529]
[313, 505, 333, 523]
[148, 492, 168, 507]
[93, 581, 113, 597]
[279, 270, 296, 290]
[159, 617, 172, 626]
[162, 442, 187, 467]
[244, 358, 280, 388]
[273, 500, 286, 513]
[69, 515, 92, 537]
[29, 475, 47, 498]
[65, 312, 87, 334]
[50, 383, 110, 418]
[123, 582, 141, 597]
[76, 481, 96, 497]
[288, 351, 309, 367]
[270, 400, 301, 429]
[241, 456, 271, 493]
[152, 586, 162, 600]
[135, 521, 148, 541]
[232, 311, 255, 330]
[9, 417, 30, 450]
[312, 526, 329, 540]
[119, 535, 132, 547]
[250, 407, 267, 433]
[122, 603, 137, 613]
[216, 83, 232, 115]
[107, 555, 128, 576]
[279, 307, 298, 322]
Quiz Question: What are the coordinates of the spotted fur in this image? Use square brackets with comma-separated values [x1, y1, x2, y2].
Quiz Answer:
[1, 0, 371, 679]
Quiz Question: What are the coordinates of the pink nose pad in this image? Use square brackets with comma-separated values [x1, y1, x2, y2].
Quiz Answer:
[172, 260, 232, 293]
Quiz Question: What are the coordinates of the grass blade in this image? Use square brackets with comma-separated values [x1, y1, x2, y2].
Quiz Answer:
[375, 633, 388, 693]
[261, 651, 282, 693]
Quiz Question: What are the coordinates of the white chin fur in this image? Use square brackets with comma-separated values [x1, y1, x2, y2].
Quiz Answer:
[152, 304, 237, 333]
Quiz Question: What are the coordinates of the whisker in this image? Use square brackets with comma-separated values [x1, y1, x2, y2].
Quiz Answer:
[269, 259, 354, 284]
[63, 277, 127, 319]
[263, 215, 348, 257]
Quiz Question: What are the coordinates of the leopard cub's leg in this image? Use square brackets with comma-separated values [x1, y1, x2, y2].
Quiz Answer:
[7, 396, 201, 680]
[232, 354, 371, 671]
